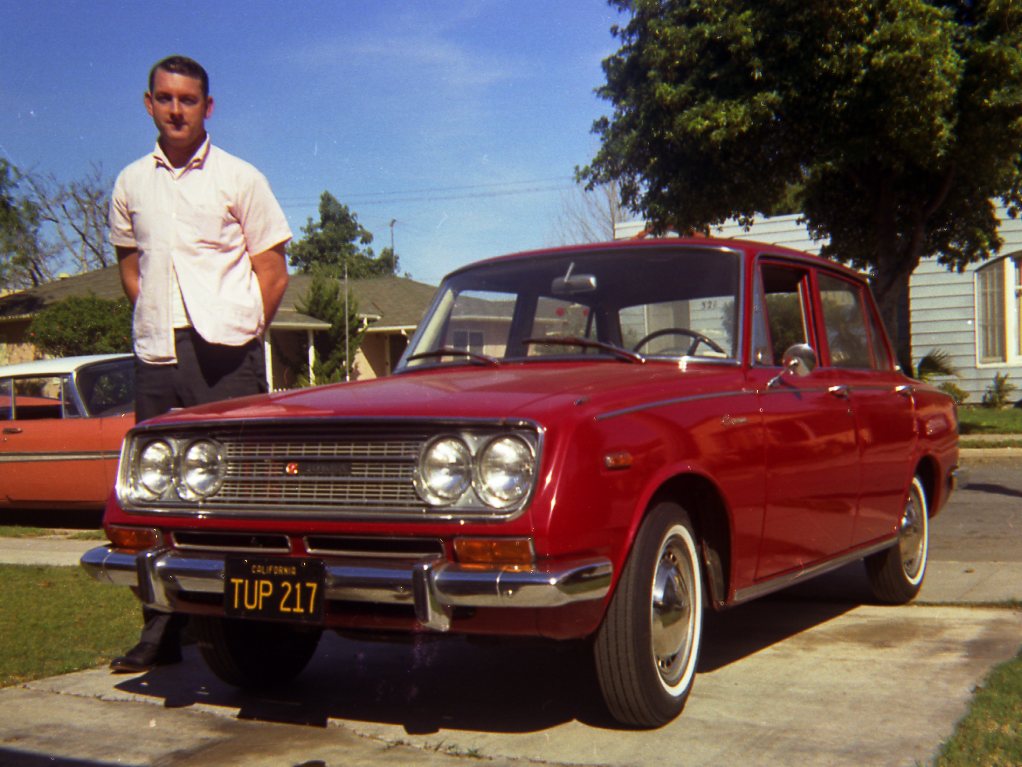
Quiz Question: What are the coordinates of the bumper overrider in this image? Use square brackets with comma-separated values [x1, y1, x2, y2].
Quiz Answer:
[80, 546, 613, 632]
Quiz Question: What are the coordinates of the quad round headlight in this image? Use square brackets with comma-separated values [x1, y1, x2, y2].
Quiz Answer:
[178, 439, 226, 499]
[137, 440, 174, 498]
[416, 437, 472, 504]
[474, 436, 534, 509]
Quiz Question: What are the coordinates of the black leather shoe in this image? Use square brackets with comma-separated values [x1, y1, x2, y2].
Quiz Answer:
[109, 642, 182, 673]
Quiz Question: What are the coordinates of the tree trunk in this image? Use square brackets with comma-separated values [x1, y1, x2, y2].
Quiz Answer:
[871, 258, 915, 374]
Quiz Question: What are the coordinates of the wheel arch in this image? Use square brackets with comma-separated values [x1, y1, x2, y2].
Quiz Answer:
[912, 455, 939, 517]
[648, 473, 732, 611]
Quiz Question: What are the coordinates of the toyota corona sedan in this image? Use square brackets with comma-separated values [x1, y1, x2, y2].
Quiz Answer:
[1, 354, 134, 510]
[82, 239, 960, 727]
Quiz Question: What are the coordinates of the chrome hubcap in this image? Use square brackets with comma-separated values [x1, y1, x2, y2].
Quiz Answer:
[651, 538, 693, 685]
[899, 490, 924, 579]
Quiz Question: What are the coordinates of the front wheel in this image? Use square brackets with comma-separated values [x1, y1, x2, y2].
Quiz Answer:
[193, 616, 322, 689]
[865, 476, 929, 604]
[594, 501, 704, 727]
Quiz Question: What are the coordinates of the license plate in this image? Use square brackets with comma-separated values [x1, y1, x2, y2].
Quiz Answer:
[224, 556, 325, 622]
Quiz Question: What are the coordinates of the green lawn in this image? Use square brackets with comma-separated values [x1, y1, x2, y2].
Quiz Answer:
[957, 406, 1022, 435]
[0, 564, 140, 686]
[936, 647, 1022, 767]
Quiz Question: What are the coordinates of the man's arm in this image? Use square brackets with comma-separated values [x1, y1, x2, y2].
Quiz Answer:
[116, 246, 141, 307]
[250, 241, 289, 325]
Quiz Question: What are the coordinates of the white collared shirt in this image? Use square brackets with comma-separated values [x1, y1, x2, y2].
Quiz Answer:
[109, 138, 292, 363]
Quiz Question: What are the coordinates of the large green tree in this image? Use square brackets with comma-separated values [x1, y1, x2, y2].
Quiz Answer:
[582, 0, 1022, 366]
[289, 191, 398, 278]
[296, 268, 365, 384]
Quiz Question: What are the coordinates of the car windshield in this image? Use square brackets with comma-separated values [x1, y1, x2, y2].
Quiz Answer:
[399, 245, 741, 370]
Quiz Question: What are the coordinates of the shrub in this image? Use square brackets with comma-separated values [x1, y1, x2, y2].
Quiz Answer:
[981, 372, 1017, 409]
[27, 295, 132, 357]
[938, 381, 969, 405]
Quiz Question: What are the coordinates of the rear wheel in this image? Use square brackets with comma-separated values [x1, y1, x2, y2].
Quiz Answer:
[865, 476, 929, 604]
[193, 616, 322, 689]
[594, 501, 704, 727]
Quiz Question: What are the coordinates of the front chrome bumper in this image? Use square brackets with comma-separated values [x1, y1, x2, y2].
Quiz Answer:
[80, 546, 612, 632]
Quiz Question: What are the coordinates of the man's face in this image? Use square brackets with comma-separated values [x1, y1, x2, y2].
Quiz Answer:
[144, 69, 213, 156]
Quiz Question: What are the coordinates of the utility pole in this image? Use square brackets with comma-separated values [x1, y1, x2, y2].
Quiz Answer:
[389, 218, 396, 255]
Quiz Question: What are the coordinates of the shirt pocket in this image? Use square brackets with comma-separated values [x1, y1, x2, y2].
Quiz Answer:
[188, 207, 230, 248]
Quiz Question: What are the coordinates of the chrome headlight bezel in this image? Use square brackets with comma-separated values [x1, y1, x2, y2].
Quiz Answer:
[414, 436, 473, 505]
[122, 434, 227, 504]
[414, 430, 538, 512]
[178, 439, 227, 500]
[473, 435, 535, 509]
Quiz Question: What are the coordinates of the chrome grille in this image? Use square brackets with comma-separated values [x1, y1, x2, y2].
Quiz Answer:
[124, 420, 539, 521]
[193, 426, 427, 511]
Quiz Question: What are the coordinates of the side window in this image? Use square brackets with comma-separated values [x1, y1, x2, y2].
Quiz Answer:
[77, 362, 135, 416]
[865, 301, 894, 371]
[753, 263, 811, 366]
[0, 379, 10, 420]
[11, 376, 68, 420]
[818, 273, 874, 369]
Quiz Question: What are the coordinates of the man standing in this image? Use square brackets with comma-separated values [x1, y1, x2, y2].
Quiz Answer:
[108, 55, 291, 673]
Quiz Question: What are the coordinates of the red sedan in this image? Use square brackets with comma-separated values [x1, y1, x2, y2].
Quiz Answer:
[82, 240, 960, 726]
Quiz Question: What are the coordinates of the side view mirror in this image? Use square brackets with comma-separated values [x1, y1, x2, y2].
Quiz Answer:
[767, 343, 817, 388]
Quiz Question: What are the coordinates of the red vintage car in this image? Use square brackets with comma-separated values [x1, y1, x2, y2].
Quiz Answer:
[1, 354, 135, 510]
[82, 239, 960, 726]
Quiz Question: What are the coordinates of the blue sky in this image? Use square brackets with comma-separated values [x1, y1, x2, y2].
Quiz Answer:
[0, 1, 624, 285]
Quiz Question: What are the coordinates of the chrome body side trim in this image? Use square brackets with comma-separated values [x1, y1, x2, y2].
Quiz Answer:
[732, 538, 896, 605]
[80, 546, 613, 633]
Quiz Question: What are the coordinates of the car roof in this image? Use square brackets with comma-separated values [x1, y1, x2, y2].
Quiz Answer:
[446, 236, 864, 282]
[0, 354, 133, 378]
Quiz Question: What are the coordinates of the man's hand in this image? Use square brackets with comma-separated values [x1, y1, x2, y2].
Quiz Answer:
[116, 246, 141, 306]
[250, 242, 289, 325]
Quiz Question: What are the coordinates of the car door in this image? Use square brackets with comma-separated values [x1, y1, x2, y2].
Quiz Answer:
[815, 272, 916, 546]
[749, 260, 860, 580]
[0, 373, 112, 507]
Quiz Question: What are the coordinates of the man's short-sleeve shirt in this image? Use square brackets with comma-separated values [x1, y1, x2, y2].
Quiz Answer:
[109, 138, 292, 363]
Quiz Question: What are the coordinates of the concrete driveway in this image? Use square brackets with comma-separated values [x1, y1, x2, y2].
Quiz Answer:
[1, 453, 1020, 766]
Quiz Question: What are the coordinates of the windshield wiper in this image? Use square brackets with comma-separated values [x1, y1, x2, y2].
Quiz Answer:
[405, 347, 501, 367]
[522, 336, 644, 364]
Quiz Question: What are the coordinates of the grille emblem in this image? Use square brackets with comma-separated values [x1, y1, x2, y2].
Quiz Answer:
[283, 461, 353, 477]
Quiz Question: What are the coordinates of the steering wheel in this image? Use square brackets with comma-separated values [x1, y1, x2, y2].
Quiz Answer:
[632, 327, 726, 356]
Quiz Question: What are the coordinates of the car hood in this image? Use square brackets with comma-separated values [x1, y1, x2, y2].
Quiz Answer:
[145, 362, 743, 427]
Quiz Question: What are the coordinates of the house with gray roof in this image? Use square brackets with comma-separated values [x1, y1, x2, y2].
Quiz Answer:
[0, 267, 437, 390]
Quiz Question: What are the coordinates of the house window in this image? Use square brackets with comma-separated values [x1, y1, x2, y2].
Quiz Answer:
[975, 256, 1022, 364]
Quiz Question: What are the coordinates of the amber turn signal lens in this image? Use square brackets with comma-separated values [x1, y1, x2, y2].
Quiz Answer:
[107, 526, 160, 551]
[454, 537, 535, 567]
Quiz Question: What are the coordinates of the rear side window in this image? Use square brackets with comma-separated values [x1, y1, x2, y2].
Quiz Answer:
[818, 273, 874, 369]
[753, 263, 812, 366]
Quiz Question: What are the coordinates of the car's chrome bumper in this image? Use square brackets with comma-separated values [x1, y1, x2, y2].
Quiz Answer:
[80, 546, 613, 632]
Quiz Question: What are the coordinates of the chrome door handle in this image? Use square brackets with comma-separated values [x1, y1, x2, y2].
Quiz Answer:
[2, 427, 22, 435]
[827, 384, 850, 399]
[895, 384, 914, 397]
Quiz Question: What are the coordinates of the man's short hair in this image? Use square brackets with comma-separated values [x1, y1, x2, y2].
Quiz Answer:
[149, 56, 209, 98]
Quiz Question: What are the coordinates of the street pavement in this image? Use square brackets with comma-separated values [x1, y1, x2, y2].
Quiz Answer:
[0, 449, 1019, 767]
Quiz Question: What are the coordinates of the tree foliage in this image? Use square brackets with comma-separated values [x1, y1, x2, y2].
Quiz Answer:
[289, 192, 398, 279]
[582, 0, 1022, 366]
[296, 269, 365, 384]
[27, 295, 133, 357]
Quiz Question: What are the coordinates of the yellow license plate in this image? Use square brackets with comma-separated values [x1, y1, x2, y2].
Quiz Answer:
[224, 557, 325, 622]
